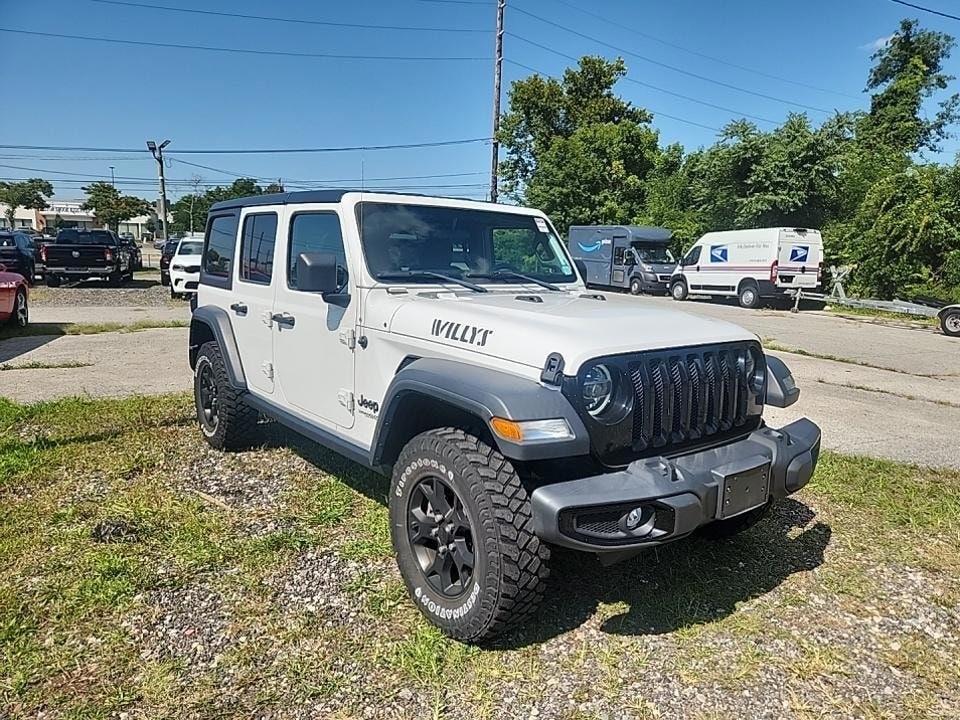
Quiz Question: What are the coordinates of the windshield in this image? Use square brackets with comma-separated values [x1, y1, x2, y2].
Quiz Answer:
[357, 202, 576, 285]
[177, 241, 203, 256]
[56, 229, 116, 245]
[635, 245, 675, 264]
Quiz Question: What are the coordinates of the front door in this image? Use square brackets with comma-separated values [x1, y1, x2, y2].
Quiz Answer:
[681, 244, 703, 290]
[231, 210, 279, 395]
[272, 207, 356, 429]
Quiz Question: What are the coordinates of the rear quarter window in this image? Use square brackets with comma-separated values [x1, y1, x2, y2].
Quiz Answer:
[201, 213, 239, 290]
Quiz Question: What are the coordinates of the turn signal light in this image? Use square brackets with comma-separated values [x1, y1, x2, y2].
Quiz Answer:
[769, 260, 779, 282]
[490, 417, 523, 442]
[490, 417, 574, 443]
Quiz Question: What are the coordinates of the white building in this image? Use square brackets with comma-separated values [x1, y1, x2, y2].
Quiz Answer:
[0, 201, 154, 239]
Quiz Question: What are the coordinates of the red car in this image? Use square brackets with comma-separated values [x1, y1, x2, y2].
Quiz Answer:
[0, 265, 29, 328]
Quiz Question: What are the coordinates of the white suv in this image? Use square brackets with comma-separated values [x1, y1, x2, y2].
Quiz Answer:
[188, 191, 821, 643]
[169, 236, 203, 299]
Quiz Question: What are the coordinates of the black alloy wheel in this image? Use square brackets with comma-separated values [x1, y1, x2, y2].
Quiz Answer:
[196, 360, 220, 435]
[407, 475, 475, 597]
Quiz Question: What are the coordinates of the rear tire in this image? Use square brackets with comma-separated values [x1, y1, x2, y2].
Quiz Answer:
[193, 341, 260, 450]
[108, 271, 122, 287]
[390, 428, 550, 643]
[629, 277, 643, 295]
[671, 279, 688, 301]
[941, 309, 960, 337]
[8, 288, 28, 328]
[738, 282, 761, 309]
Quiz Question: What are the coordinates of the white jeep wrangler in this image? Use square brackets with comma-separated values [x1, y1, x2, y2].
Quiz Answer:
[189, 191, 821, 643]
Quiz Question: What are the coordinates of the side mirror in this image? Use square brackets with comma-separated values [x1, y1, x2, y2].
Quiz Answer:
[296, 252, 347, 301]
[765, 356, 800, 408]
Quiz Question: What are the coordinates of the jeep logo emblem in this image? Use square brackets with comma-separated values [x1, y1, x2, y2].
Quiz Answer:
[358, 395, 380, 415]
[431, 319, 494, 347]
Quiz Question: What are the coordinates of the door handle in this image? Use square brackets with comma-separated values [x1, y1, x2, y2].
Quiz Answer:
[230, 302, 248, 316]
[271, 312, 296, 328]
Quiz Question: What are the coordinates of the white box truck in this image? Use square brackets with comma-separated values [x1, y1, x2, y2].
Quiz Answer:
[670, 228, 823, 308]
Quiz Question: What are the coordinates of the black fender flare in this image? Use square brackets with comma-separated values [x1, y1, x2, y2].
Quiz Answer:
[189, 305, 247, 390]
[371, 357, 590, 467]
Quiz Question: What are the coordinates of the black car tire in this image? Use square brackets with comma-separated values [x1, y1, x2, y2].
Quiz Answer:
[698, 501, 772, 540]
[390, 428, 550, 643]
[738, 281, 762, 309]
[46, 275, 61, 288]
[170, 286, 180, 300]
[108, 270, 122, 287]
[671, 279, 688, 301]
[9, 288, 28, 328]
[941, 309, 960, 337]
[193, 341, 260, 450]
[629, 277, 643, 295]
[161, 273, 170, 287]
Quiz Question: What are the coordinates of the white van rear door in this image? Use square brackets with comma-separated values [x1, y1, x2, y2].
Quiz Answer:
[777, 229, 822, 288]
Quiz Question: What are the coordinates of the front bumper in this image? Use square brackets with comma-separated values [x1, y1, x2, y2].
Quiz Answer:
[530, 418, 821, 552]
[171, 271, 200, 293]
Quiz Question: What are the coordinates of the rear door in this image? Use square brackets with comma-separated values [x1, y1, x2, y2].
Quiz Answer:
[777, 229, 822, 289]
[231, 209, 280, 395]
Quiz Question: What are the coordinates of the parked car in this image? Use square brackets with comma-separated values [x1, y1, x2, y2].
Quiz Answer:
[121, 235, 143, 271]
[159, 239, 179, 286]
[188, 190, 820, 643]
[568, 225, 676, 295]
[0, 264, 29, 328]
[0, 231, 37, 284]
[671, 228, 824, 309]
[154, 234, 175, 250]
[169, 237, 203, 299]
[42, 228, 135, 287]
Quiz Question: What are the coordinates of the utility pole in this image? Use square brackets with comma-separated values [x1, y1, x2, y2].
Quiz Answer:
[109, 166, 115, 187]
[146, 139, 171, 241]
[489, 0, 505, 203]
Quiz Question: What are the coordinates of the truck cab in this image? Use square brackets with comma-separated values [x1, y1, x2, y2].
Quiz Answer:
[188, 191, 820, 643]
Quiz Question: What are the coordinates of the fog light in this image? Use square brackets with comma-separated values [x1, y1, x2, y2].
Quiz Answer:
[625, 507, 645, 529]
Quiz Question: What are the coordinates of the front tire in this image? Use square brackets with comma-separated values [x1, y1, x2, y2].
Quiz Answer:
[671, 279, 688, 301]
[629, 277, 642, 295]
[941, 309, 960, 337]
[390, 428, 550, 643]
[8, 288, 28, 328]
[193, 341, 259, 450]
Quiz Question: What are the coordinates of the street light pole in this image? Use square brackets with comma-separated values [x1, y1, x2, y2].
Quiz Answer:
[146, 139, 171, 241]
[109, 166, 115, 187]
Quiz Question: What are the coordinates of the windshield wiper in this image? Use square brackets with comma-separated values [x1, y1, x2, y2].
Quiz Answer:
[467, 270, 562, 292]
[377, 271, 487, 293]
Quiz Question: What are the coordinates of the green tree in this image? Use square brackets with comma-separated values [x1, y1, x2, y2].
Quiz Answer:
[170, 178, 265, 234]
[0, 178, 54, 229]
[80, 182, 152, 231]
[860, 18, 960, 153]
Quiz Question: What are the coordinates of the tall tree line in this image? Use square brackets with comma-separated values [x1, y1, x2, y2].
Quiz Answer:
[498, 19, 960, 302]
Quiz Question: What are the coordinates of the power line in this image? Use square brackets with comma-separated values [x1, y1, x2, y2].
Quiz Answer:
[545, 0, 860, 100]
[0, 138, 491, 155]
[0, 27, 488, 62]
[889, 0, 960, 21]
[509, 6, 835, 114]
[88, 0, 489, 33]
[507, 37, 778, 124]
[505, 59, 722, 131]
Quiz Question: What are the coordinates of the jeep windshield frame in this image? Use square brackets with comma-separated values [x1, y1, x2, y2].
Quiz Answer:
[355, 202, 578, 286]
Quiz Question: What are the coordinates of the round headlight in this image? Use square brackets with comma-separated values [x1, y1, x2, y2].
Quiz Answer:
[582, 363, 614, 416]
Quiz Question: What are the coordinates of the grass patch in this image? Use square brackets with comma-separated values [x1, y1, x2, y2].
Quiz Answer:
[0, 319, 188, 340]
[0, 360, 93, 371]
[1, 392, 959, 717]
[762, 340, 938, 376]
[814, 378, 960, 408]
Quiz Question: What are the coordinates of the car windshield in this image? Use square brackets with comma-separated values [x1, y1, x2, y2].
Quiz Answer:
[356, 202, 576, 285]
[56, 229, 116, 245]
[177, 241, 203, 256]
[635, 245, 675, 264]
[163, 241, 179, 254]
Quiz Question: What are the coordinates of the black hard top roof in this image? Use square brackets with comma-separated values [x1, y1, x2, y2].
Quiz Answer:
[208, 189, 491, 212]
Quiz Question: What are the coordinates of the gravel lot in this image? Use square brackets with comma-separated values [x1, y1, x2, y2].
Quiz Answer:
[29, 271, 174, 308]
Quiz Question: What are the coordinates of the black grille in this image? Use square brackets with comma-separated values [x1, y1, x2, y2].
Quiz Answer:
[627, 344, 754, 452]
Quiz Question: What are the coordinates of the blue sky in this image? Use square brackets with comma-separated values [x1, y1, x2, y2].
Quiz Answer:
[1, 0, 958, 202]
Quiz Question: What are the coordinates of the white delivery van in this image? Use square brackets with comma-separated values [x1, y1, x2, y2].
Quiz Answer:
[670, 227, 823, 308]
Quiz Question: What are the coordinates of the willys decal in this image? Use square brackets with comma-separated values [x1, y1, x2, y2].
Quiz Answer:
[430, 319, 494, 347]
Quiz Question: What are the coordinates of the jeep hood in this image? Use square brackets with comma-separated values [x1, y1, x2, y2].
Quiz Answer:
[383, 290, 757, 374]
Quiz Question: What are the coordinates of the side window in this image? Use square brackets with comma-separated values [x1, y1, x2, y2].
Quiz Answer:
[683, 245, 701, 266]
[613, 246, 625, 265]
[288, 212, 347, 291]
[203, 214, 239, 283]
[239, 212, 278, 285]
